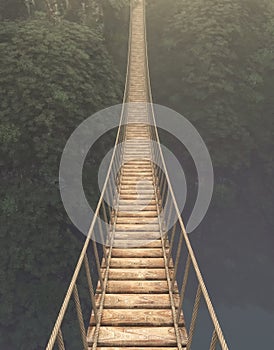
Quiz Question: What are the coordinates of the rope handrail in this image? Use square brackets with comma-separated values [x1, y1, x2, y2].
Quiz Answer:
[45, 3, 133, 349]
[46, 1, 230, 349]
[142, 2, 229, 349]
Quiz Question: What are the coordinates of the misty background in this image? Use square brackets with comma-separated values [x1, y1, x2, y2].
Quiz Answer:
[0, 0, 273, 348]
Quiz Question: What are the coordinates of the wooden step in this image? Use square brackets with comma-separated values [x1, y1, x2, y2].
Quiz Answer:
[94, 348, 178, 350]
[90, 309, 183, 326]
[118, 195, 155, 201]
[111, 240, 164, 248]
[117, 205, 157, 211]
[117, 211, 157, 217]
[120, 177, 154, 181]
[97, 293, 179, 309]
[109, 248, 166, 258]
[105, 268, 172, 280]
[87, 326, 187, 347]
[119, 190, 154, 195]
[105, 258, 169, 269]
[114, 232, 161, 240]
[115, 224, 159, 231]
[116, 217, 159, 224]
[106, 280, 169, 293]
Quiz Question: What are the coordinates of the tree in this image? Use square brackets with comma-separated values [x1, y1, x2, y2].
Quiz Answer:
[0, 17, 122, 349]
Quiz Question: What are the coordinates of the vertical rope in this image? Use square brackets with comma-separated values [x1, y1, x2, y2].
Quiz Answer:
[73, 284, 89, 350]
[56, 329, 65, 350]
[98, 218, 107, 260]
[171, 232, 183, 290]
[167, 222, 177, 263]
[84, 254, 98, 324]
[186, 284, 202, 350]
[210, 330, 218, 350]
[177, 254, 191, 323]
[92, 239, 103, 288]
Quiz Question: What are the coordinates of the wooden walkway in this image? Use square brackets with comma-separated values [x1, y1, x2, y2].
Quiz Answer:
[45, 1, 229, 349]
[87, 0, 187, 348]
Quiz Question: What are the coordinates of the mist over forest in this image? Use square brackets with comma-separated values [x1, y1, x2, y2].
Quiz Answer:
[0, 0, 273, 348]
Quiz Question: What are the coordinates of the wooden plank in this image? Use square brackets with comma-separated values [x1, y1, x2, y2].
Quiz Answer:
[120, 185, 153, 189]
[99, 294, 179, 309]
[121, 176, 153, 179]
[105, 258, 166, 268]
[116, 217, 159, 224]
[119, 190, 155, 195]
[122, 161, 150, 164]
[118, 205, 157, 211]
[122, 161, 152, 167]
[119, 195, 155, 201]
[90, 309, 183, 326]
[106, 280, 168, 293]
[118, 201, 157, 206]
[121, 180, 152, 184]
[87, 326, 187, 347]
[94, 348, 179, 350]
[111, 240, 166, 248]
[115, 224, 159, 232]
[105, 268, 169, 280]
[117, 211, 157, 217]
[121, 175, 152, 179]
[110, 248, 165, 258]
[114, 233, 161, 240]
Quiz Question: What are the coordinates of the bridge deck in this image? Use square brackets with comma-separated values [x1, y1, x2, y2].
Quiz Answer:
[45, 1, 229, 350]
[87, 1, 187, 348]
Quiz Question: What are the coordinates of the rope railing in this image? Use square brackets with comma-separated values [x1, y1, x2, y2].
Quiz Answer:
[45, 129, 125, 350]
[45, 3, 133, 349]
[46, 1, 230, 349]
[142, 2, 229, 349]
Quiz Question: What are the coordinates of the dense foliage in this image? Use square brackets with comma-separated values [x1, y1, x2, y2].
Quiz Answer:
[1, 0, 274, 348]
[147, 0, 274, 311]
[0, 4, 126, 348]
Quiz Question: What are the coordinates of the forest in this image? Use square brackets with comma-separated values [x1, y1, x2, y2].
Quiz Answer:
[0, 0, 274, 348]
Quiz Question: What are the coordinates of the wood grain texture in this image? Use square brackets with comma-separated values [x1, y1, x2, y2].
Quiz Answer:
[109, 248, 166, 258]
[105, 258, 167, 268]
[87, 327, 187, 347]
[93, 347, 179, 350]
[105, 268, 169, 280]
[111, 240, 164, 248]
[96, 294, 179, 309]
[106, 280, 169, 293]
[90, 309, 184, 326]
[87, 2, 188, 348]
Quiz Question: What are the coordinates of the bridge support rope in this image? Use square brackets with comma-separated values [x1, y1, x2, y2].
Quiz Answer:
[45, 1, 229, 349]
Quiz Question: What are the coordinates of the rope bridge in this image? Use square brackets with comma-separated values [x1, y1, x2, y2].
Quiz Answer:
[46, 1, 229, 349]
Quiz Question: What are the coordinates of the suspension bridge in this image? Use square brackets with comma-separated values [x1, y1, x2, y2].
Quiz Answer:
[46, 1, 229, 349]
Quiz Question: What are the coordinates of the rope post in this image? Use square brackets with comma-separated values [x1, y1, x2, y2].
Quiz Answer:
[102, 201, 108, 223]
[98, 217, 107, 260]
[162, 177, 168, 206]
[164, 199, 173, 245]
[177, 254, 191, 323]
[109, 171, 116, 202]
[167, 222, 177, 263]
[84, 254, 98, 324]
[92, 239, 104, 289]
[171, 232, 183, 290]
[73, 284, 89, 350]
[159, 169, 165, 195]
[105, 187, 112, 219]
[56, 329, 65, 350]
[186, 284, 202, 350]
[210, 329, 218, 350]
